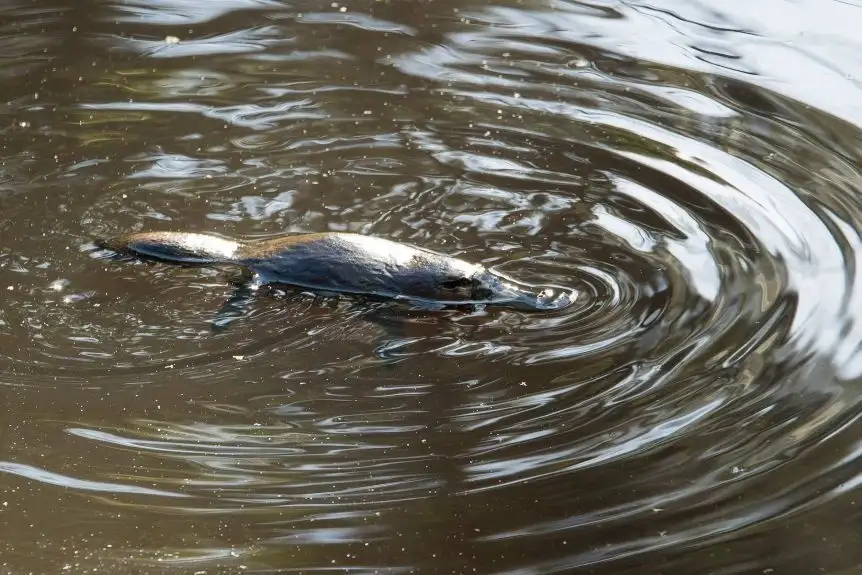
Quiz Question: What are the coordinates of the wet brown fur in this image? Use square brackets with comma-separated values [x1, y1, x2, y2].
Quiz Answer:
[236, 232, 338, 260]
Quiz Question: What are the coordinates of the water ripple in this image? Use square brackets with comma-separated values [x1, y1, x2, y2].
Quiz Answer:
[0, 0, 860, 573]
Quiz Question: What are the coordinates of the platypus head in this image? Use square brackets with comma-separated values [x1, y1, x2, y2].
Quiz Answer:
[467, 269, 576, 311]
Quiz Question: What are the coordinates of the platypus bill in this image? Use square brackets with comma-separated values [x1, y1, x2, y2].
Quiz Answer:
[96, 231, 576, 312]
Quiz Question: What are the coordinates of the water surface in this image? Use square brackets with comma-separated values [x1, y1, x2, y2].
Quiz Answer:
[1, 0, 861, 573]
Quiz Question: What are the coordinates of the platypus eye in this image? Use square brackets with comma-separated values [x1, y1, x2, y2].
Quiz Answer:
[440, 277, 472, 290]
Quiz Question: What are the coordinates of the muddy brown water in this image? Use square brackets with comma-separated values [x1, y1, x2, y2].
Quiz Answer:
[1, 0, 861, 573]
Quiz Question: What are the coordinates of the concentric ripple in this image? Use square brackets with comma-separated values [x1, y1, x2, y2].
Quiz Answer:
[0, 0, 860, 573]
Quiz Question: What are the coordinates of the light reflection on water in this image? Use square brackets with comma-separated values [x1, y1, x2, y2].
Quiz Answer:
[0, 0, 860, 573]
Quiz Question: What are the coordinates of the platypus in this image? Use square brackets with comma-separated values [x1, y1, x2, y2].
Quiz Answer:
[96, 231, 576, 312]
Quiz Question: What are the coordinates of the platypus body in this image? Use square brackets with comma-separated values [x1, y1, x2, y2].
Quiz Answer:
[97, 231, 575, 312]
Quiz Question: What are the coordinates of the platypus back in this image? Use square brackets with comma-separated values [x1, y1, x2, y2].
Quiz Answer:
[99, 230, 486, 301]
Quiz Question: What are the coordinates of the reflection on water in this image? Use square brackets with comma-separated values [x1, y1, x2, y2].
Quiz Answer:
[1, 0, 861, 573]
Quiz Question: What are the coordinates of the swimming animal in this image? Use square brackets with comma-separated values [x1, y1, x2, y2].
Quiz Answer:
[96, 231, 575, 312]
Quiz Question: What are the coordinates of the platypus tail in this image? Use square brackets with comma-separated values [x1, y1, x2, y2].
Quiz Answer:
[96, 231, 243, 265]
